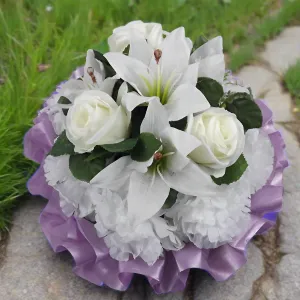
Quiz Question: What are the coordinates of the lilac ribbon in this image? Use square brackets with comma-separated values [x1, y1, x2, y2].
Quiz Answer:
[23, 71, 288, 293]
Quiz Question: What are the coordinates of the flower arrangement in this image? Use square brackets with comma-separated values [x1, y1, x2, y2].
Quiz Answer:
[24, 21, 288, 293]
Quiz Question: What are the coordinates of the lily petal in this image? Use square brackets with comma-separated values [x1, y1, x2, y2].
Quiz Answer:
[165, 84, 210, 121]
[122, 92, 159, 112]
[127, 170, 170, 222]
[141, 98, 169, 138]
[146, 23, 164, 49]
[129, 36, 153, 66]
[180, 63, 199, 86]
[198, 54, 225, 83]
[84, 49, 105, 87]
[161, 127, 201, 157]
[160, 27, 190, 85]
[91, 156, 132, 191]
[116, 81, 128, 105]
[161, 161, 214, 196]
[164, 151, 190, 173]
[99, 77, 118, 96]
[190, 36, 223, 63]
[105, 52, 152, 95]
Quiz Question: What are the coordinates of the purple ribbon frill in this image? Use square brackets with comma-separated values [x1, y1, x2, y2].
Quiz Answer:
[23, 72, 288, 293]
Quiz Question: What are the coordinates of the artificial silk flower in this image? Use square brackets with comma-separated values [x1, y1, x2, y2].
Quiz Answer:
[186, 107, 245, 178]
[91, 99, 214, 222]
[105, 27, 210, 121]
[66, 90, 130, 153]
[89, 189, 184, 265]
[24, 20, 288, 288]
[44, 155, 92, 218]
[190, 36, 225, 83]
[190, 37, 249, 94]
[43, 49, 118, 135]
[165, 128, 274, 249]
[108, 20, 166, 52]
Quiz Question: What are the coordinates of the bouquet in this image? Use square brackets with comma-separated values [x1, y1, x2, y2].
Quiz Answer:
[24, 21, 288, 293]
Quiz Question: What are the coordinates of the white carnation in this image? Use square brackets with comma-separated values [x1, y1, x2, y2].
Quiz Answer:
[44, 155, 92, 218]
[243, 129, 274, 194]
[90, 189, 184, 265]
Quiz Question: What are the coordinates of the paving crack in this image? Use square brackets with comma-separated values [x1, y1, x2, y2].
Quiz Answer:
[250, 218, 283, 300]
[183, 270, 195, 300]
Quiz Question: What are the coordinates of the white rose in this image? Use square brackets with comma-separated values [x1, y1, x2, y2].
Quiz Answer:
[66, 90, 130, 153]
[108, 20, 165, 52]
[186, 107, 245, 178]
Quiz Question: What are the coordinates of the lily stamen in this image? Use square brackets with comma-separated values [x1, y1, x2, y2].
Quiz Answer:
[162, 152, 175, 158]
[87, 67, 97, 84]
[154, 152, 163, 161]
[154, 49, 162, 64]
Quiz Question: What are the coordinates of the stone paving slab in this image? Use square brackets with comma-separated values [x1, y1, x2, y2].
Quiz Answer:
[237, 67, 294, 122]
[193, 243, 264, 300]
[0, 198, 121, 300]
[263, 86, 295, 122]
[275, 127, 300, 300]
[237, 65, 279, 98]
[260, 26, 300, 75]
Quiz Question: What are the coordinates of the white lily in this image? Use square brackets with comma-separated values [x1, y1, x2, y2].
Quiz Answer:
[105, 27, 210, 121]
[91, 99, 214, 222]
[190, 36, 250, 94]
[108, 20, 166, 53]
[44, 50, 121, 135]
[190, 36, 226, 84]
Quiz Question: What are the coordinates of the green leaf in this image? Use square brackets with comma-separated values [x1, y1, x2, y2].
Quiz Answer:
[93, 50, 116, 78]
[131, 132, 162, 162]
[130, 106, 147, 138]
[127, 83, 137, 93]
[58, 96, 71, 116]
[212, 154, 248, 185]
[196, 77, 224, 107]
[69, 153, 106, 182]
[49, 131, 74, 157]
[102, 138, 138, 153]
[58, 96, 71, 105]
[85, 146, 113, 162]
[163, 189, 178, 209]
[193, 35, 208, 52]
[169, 117, 187, 131]
[123, 45, 130, 55]
[225, 93, 263, 130]
[112, 79, 124, 101]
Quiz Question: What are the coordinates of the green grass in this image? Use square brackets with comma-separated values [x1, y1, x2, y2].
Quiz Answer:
[284, 60, 300, 109]
[230, 0, 300, 71]
[0, 0, 292, 230]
